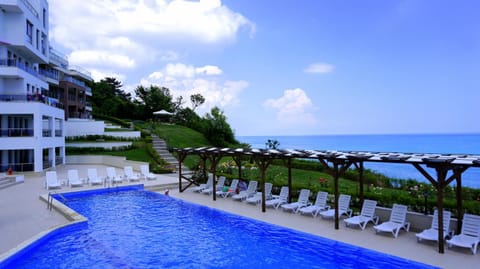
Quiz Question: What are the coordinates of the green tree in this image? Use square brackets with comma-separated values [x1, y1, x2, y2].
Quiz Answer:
[203, 107, 238, 147]
[91, 77, 134, 118]
[265, 139, 280, 149]
[134, 85, 174, 119]
[190, 93, 205, 111]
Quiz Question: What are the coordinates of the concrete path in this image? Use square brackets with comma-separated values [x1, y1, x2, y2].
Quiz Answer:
[0, 165, 477, 268]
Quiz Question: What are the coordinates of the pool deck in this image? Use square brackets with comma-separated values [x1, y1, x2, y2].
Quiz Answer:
[0, 164, 478, 268]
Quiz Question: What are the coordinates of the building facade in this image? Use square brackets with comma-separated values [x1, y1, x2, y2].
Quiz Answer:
[0, 0, 92, 173]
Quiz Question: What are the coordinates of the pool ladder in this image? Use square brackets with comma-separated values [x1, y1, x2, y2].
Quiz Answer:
[47, 191, 67, 211]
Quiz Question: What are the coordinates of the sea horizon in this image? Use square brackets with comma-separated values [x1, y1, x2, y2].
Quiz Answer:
[236, 133, 480, 188]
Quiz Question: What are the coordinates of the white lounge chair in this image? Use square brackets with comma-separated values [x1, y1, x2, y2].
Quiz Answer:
[319, 194, 352, 219]
[266, 186, 289, 209]
[373, 204, 410, 238]
[246, 183, 273, 205]
[140, 165, 156, 180]
[123, 166, 140, 182]
[87, 168, 103, 185]
[299, 191, 330, 217]
[232, 180, 258, 201]
[416, 210, 452, 243]
[106, 167, 123, 184]
[216, 179, 239, 198]
[45, 171, 62, 190]
[344, 199, 379, 230]
[446, 213, 480, 254]
[192, 174, 213, 192]
[67, 169, 84, 187]
[281, 189, 310, 213]
[202, 176, 226, 195]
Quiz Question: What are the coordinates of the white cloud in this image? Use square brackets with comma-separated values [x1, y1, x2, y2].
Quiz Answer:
[49, 0, 254, 53]
[140, 62, 247, 112]
[264, 88, 317, 125]
[68, 50, 136, 69]
[89, 69, 127, 83]
[304, 62, 335, 74]
[195, 65, 223, 76]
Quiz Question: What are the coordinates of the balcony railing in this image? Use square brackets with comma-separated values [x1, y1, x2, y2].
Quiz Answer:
[1, 163, 34, 172]
[43, 160, 52, 170]
[42, 129, 51, 137]
[0, 94, 64, 109]
[20, 0, 39, 18]
[69, 65, 92, 78]
[0, 128, 34, 137]
[49, 47, 68, 69]
[39, 68, 59, 81]
[55, 157, 63, 166]
[62, 75, 85, 87]
[0, 59, 40, 78]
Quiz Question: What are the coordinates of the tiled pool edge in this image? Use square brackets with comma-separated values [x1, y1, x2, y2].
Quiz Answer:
[0, 185, 144, 266]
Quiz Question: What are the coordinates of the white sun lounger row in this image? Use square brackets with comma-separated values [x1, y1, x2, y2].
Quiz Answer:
[192, 179, 480, 255]
[45, 165, 156, 190]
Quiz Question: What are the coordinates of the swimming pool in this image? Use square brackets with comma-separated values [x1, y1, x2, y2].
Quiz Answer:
[2, 186, 438, 268]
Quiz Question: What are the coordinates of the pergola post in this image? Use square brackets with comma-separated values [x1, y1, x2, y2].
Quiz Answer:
[454, 168, 463, 234]
[177, 150, 188, 192]
[317, 155, 352, 230]
[253, 155, 272, 213]
[413, 160, 468, 254]
[207, 153, 222, 201]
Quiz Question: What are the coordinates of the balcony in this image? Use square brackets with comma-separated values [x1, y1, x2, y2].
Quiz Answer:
[62, 75, 85, 87]
[69, 65, 92, 81]
[20, 0, 39, 18]
[0, 94, 64, 109]
[0, 59, 40, 79]
[0, 128, 34, 137]
[39, 68, 59, 81]
[85, 86, 92, 96]
[49, 47, 68, 69]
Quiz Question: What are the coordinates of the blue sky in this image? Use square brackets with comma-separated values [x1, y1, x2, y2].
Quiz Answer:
[49, 0, 480, 136]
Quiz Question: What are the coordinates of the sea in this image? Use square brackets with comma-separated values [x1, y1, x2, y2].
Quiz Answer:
[236, 134, 480, 188]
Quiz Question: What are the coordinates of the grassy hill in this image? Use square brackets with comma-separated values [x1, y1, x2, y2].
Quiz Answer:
[151, 123, 211, 149]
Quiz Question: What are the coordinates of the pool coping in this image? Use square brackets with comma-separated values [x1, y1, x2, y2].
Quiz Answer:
[0, 184, 144, 266]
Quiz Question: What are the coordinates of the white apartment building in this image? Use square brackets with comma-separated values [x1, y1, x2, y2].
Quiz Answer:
[0, 0, 92, 173]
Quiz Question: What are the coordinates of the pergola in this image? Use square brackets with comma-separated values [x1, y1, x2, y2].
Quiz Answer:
[176, 147, 480, 254]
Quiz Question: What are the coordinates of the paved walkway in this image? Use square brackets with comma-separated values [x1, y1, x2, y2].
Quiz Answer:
[0, 165, 478, 268]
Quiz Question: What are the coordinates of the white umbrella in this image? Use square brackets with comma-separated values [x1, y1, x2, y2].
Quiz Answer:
[153, 110, 173, 115]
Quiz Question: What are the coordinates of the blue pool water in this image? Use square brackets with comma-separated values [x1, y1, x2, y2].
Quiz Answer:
[3, 187, 438, 269]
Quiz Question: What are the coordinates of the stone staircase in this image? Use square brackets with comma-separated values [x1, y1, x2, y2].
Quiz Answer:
[151, 135, 189, 173]
[0, 175, 22, 190]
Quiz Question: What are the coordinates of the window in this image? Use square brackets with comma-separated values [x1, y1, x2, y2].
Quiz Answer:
[41, 33, 47, 55]
[43, 9, 46, 28]
[26, 20, 33, 44]
[36, 30, 39, 49]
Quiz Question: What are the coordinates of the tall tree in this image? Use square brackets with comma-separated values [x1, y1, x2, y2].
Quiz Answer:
[190, 93, 205, 111]
[91, 77, 132, 117]
[204, 106, 238, 147]
[134, 85, 174, 118]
